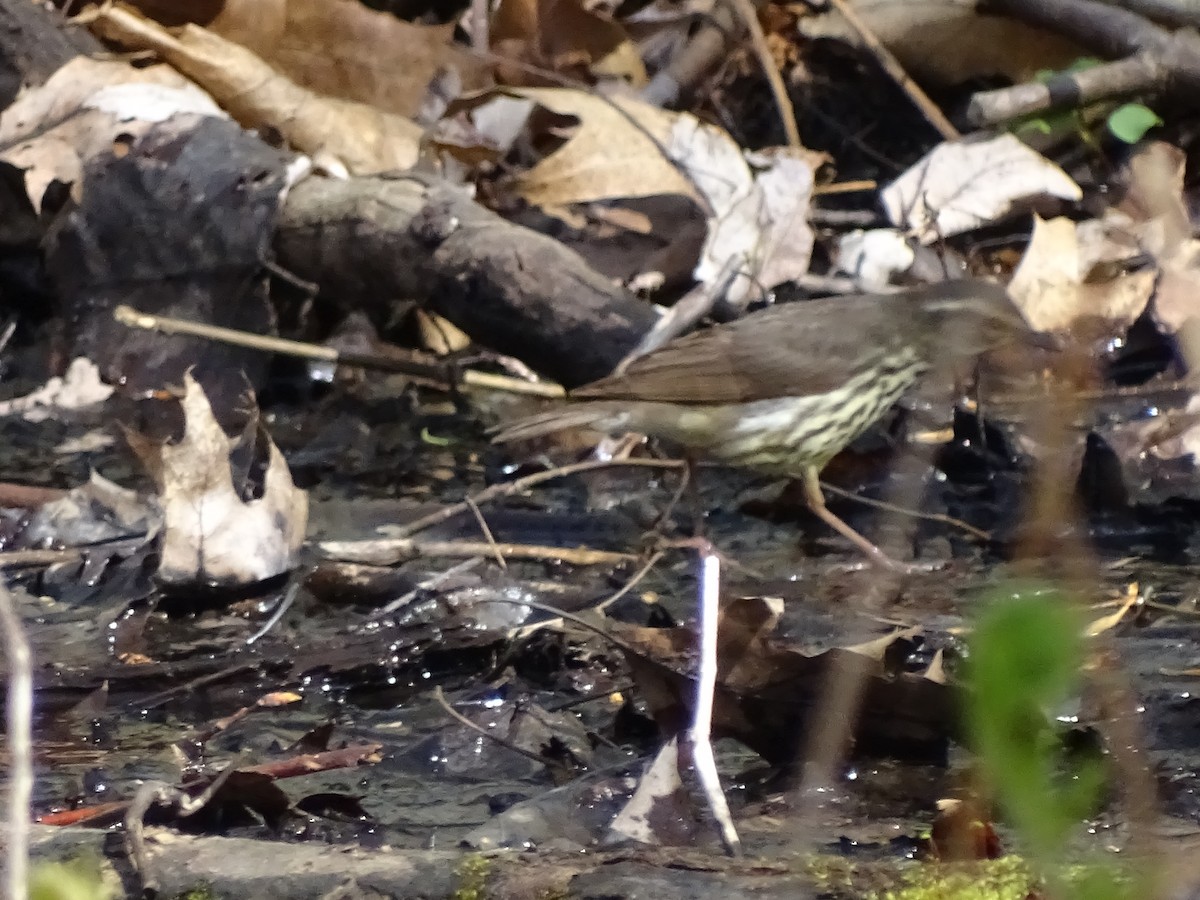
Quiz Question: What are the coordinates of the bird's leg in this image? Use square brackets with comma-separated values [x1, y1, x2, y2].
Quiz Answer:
[683, 456, 707, 538]
[800, 466, 913, 574]
[653, 456, 705, 537]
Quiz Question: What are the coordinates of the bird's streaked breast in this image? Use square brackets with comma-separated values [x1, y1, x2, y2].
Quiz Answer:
[706, 346, 928, 474]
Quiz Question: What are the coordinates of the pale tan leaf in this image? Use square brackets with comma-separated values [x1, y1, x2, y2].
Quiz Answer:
[0, 57, 221, 211]
[129, 0, 489, 118]
[90, 4, 423, 174]
[1008, 215, 1152, 333]
[504, 87, 814, 305]
[511, 87, 694, 205]
[147, 374, 307, 586]
[490, 0, 646, 86]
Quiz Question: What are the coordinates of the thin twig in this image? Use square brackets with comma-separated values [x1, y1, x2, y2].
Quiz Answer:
[983, 374, 1197, 409]
[0, 580, 31, 900]
[0, 318, 17, 358]
[432, 686, 555, 769]
[819, 481, 993, 542]
[615, 259, 741, 375]
[827, 0, 960, 142]
[465, 497, 507, 571]
[113, 305, 565, 399]
[655, 463, 694, 533]
[321, 537, 638, 567]
[370, 557, 484, 619]
[727, 0, 802, 150]
[547, 683, 634, 713]
[133, 664, 257, 711]
[385, 458, 683, 540]
[470, 593, 644, 655]
[596, 551, 665, 611]
[261, 259, 319, 297]
[125, 752, 250, 895]
[812, 179, 877, 195]
[807, 208, 881, 228]
[0, 548, 84, 570]
[245, 578, 302, 645]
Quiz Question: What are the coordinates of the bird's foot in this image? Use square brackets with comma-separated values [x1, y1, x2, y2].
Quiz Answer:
[862, 542, 949, 575]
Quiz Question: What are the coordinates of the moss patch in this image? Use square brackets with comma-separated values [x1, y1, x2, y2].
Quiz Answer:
[453, 853, 494, 900]
[29, 856, 114, 900]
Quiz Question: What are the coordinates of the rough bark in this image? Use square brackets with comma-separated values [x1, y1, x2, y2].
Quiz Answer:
[275, 175, 658, 388]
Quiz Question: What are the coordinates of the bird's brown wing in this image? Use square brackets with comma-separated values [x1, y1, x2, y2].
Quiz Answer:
[573, 295, 907, 404]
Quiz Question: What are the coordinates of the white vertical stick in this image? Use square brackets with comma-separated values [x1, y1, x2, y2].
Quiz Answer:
[688, 547, 741, 854]
[0, 581, 31, 900]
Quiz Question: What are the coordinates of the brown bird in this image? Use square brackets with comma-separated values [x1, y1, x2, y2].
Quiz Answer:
[494, 279, 1040, 570]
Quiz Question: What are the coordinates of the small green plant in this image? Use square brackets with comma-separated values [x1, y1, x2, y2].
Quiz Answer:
[1105, 103, 1163, 144]
[965, 583, 1140, 900]
[1012, 58, 1161, 146]
[967, 584, 1102, 851]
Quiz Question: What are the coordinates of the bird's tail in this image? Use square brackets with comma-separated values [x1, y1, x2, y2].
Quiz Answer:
[491, 401, 629, 444]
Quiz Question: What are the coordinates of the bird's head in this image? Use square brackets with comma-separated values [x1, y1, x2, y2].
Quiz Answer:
[912, 279, 1049, 357]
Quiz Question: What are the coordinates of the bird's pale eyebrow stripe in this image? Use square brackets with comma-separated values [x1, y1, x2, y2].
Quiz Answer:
[921, 296, 1016, 318]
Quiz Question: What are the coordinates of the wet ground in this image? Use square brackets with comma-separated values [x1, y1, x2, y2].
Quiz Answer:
[8, 374, 1200, 895]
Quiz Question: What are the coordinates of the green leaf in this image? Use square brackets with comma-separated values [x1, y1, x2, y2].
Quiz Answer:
[1034, 58, 1100, 82]
[966, 584, 1097, 855]
[420, 426, 454, 446]
[1015, 118, 1055, 137]
[1107, 104, 1162, 144]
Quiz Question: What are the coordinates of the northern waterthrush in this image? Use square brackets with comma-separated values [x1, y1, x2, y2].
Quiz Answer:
[494, 279, 1041, 570]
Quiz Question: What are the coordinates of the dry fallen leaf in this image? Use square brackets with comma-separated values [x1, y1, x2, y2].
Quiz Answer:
[491, 0, 647, 86]
[1115, 141, 1189, 258]
[507, 87, 694, 204]
[0, 56, 224, 212]
[1155, 263, 1200, 343]
[615, 597, 955, 764]
[485, 87, 814, 306]
[130, 0, 489, 118]
[90, 4, 424, 174]
[1083, 583, 1139, 637]
[129, 373, 307, 586]
[1108, 143, 1200, 342]
[606, 737, 697, 847]
[256, 691, 304, 707]
[696, 145, 814, 307]
[882, 133, 1082, 244]
[23, 471, 156, 550]
[1009, 214, 1154, 334]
